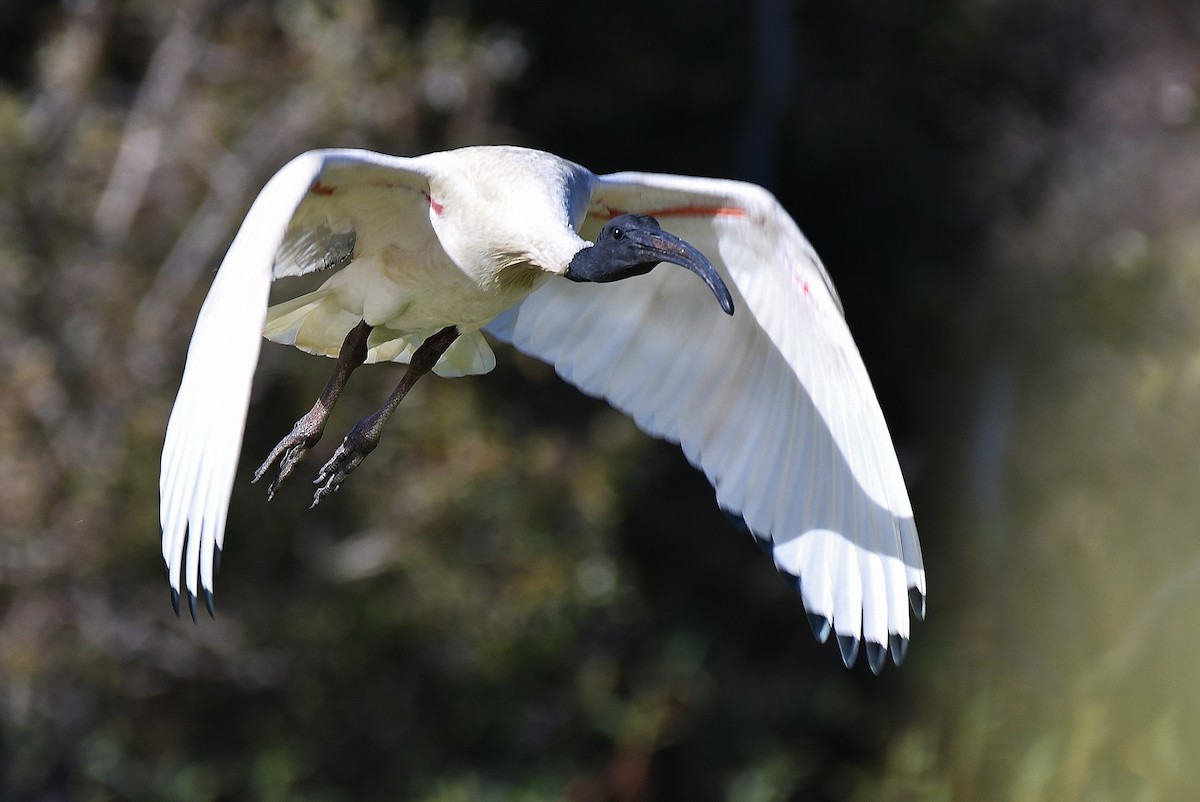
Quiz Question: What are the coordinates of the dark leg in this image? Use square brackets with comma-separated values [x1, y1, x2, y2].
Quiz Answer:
[311, 325, 459, 507]
[253, 320, 372, 499]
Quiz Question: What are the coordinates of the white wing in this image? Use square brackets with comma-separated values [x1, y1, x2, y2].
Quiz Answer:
[159, 149, 434, 618]
[486, 172, 925, 671]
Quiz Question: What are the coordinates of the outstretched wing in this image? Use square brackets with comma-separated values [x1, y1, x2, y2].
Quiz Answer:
[485, 172, 925, 672]
[159, 149, 434, 618]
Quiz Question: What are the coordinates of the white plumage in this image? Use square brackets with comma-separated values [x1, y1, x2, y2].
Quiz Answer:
[159, 145, 926, 672]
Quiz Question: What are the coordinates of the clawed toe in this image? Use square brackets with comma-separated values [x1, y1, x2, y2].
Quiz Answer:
[310, 445, 364, 507]
[261, 443, 309, 500]
[311, 425, 378, 507]
[253, 420, 324, 498]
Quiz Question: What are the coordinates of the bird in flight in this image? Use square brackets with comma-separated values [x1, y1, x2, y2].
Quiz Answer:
[159, 145, 926, 673]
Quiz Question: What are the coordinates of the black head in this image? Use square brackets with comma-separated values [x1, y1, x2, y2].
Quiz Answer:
[565, 214, 734, 315]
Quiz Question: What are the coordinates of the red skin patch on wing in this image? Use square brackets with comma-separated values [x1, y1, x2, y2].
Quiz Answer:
[310, 181, 337, 196]
[650, 205, 748, 219]
[422, 191, 445, 216]
[588, 204, 748, 221]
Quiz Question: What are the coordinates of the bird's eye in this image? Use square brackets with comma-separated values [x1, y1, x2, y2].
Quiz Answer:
[611, 227, 625, 241]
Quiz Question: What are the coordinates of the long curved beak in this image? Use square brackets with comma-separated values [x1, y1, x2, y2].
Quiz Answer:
[645, 231, 735, 316]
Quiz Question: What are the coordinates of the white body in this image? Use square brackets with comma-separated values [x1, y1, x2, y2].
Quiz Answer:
[160, 145, 926, 670]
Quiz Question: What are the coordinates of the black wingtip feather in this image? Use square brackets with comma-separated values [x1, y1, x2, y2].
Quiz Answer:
[187, 590, 197, 623]
[807, 612, 831, 644]
[909, 587, 927, 621]
[837, 634, 860, 669]
[170, 586, 180, 617]
[889, 633, 909, 666]
[865, 641, 887, 675]
[204, 587, 215, 619]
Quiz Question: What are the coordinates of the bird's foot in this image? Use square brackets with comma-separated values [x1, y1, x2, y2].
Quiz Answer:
[253, 411, 326, 500]
[311, 420, 380, 507]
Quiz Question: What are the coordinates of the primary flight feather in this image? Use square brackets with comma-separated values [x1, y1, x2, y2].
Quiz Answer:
[160, 145, 925, 673]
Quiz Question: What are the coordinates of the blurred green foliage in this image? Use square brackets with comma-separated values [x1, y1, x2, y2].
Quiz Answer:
[2, 0, 1200, 799]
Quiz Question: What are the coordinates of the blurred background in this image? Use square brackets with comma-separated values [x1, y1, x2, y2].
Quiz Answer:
[2, 0, 1199, 799]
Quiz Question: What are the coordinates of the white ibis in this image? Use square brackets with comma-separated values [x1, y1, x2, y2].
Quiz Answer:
[159, 145, 926, 673]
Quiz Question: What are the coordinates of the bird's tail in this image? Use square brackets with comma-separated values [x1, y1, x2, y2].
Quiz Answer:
[263, 287, 358, 357]
[265, 291, 498, 377]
